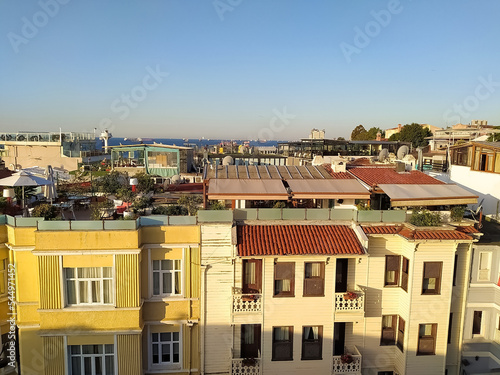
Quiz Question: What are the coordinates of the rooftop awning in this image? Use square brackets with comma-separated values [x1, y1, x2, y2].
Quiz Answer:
[378, 184, 478, 207]
[208, 179, 288, 200]
[287, 179, 370, 199]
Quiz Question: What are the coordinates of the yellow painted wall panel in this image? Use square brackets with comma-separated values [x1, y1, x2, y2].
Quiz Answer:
[190, 248, 200, 299]
[36, 231, 139, 250]
[63, 254, 113, 267]
[143, 301, 190, 322]
[164, 226, 200, 244]
[0, 299, 10, 324]
[19, 328, 44, 375]
[38, 256, 61, 309]
[140, 227, 165, 244]
[39, 308, 142, 331]
[150, 247, 183, 260]
[14, 251, 39, 302]
[116, 254, 140, 308]
[16, 303, 40, 326]
[0, 225, 7, 243]
[42, 336, 65, 375]
[67, 335, 114, 345]
[8, 226, 36, 246]
[117, 334, 142, 375]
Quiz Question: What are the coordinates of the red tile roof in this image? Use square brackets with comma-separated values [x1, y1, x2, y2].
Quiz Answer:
[362, 225, 473, 240]
[237, 225, 365, 256]
[455, 226, 481, 234]
[321, 164, 354, 179]
[348, 167, 444, 187]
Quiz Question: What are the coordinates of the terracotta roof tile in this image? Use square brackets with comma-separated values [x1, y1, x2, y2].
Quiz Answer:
[455, 226, 481, 234]
[362, 225, 473, 240]
[348, 167, 444, 187]
[321, 164, 354, 179]
[237, 225, 365, 256]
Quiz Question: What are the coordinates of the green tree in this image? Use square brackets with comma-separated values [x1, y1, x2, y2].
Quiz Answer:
[95, 171, 126, 194]
[365, 127, 383, 140]
[135, 172, 154, 193]
[350, 125, 367, 140]
[178, 195, 203, 216]
[398, 123, 431, 148]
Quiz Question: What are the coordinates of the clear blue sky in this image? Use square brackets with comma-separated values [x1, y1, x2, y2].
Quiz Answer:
[1, 0, 499, 140]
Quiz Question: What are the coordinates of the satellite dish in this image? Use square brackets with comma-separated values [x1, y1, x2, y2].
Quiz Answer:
[397, 145, 409, 160]
[378, 148, 389, 162]
[222, 156, 234, 166]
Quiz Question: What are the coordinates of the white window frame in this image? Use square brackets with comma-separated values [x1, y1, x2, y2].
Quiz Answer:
[68, 344, 115, 375]
[151, 259, 183, 298]
[150, 327, 182, 368]
[64, 267, 114, 306]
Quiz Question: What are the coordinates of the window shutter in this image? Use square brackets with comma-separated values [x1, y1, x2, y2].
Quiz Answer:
[386, 256, 400, 271]
[275, 263, 294, 279]
[401, 258, 409, 291]
[424, 262, 442, 278]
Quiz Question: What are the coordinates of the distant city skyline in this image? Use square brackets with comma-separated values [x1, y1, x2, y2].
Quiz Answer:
[1, 0, 499, 140]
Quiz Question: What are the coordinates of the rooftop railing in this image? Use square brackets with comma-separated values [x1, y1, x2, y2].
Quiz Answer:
[0, 132, 95, 143]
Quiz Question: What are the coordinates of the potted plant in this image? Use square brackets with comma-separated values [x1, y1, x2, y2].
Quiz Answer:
[340, 353, 353, 364]
[241, 294, 257, 302]
[343, 291, 358, 300]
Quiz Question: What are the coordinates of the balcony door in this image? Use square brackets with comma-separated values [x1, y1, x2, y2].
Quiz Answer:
[334, 322, 346, 356]
[241, 324, 261, 358]
[335, 259, 348, 293]
[242, 259, 262, 294]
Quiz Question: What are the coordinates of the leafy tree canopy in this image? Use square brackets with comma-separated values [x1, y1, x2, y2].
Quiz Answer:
[350, 125, 367, 140]
[350, 125, 383, 140]
[390, 123, 431, 148]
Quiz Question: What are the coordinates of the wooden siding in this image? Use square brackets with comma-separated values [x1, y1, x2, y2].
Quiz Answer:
[38, 256, 61, 310]
[43, 336, 65, 375]
[117, 334, 142, 375]
[116, 254, 140, 308]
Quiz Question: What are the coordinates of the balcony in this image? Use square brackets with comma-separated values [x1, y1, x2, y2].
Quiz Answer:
[332, 346, 362, 375]
[335, 291, 364, 313]
[231, 358, 262, 375]
[232, 293, 263, 314]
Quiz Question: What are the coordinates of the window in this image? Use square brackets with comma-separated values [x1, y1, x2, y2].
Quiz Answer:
[243, 259, 262, 294]
[65, 267, 113, 305]
[472, 311, 482, 335]
[0, 259, 6, 296]
[397, 317, 405, 352]
[417, 324, 437, 355]
[274, 262, 295, 297]
[385, 256, 409, 292]
[448, 313, 453, 344]
[152, 331, 180, 365]
[478, 252, 492, 281]
[69, 344, 114, 375]
[401, 257, 409, 292]
[272, 326, 293, 361]
[303, 262, 325, 297]
[453, 254, 458, 286]
[241, 324, 261, 358]
[385, 256, 400, 286]
[422, 262, 442, 295]
[302, 326, 322, 360]
[381, 315, 396, 345]
[153, 260, 181, 296]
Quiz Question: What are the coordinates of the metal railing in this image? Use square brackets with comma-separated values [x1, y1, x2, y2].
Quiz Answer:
[232, 293, 263, 314]
[231, 358, 261, 375]
[332, 346, 362, 374]
[335, 291, 364, 312]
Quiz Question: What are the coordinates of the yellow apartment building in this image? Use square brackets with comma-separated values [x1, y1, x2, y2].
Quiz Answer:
[0, 215, 200, 375]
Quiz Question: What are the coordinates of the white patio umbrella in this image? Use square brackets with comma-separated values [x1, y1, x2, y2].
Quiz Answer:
[44, 165, 58, 204]
[0, 170, 53, 215]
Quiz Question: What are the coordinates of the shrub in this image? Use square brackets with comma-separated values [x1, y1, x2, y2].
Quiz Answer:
[356, 200, 371, 211]
[409, 209, 442, 226]
[178, 195, 203, 216]
[135, 172, 154, 193]
[95, 171, 126, 194]
[152, 205, 188, 216]
[450, 205, 466, 222]
[90, 200, 114, 220]
[272, 201, 286, 209]
[116, 187, 135, 202]
[31, 204, 58, 220]
[209, 201, 227, 210]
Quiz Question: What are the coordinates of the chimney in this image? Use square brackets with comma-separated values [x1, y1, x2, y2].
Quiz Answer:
[376, 132, 381, 141]
[398, 124, 402, 131]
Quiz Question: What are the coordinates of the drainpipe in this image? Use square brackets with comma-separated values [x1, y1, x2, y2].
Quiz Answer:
[200, 265, 208, 375]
